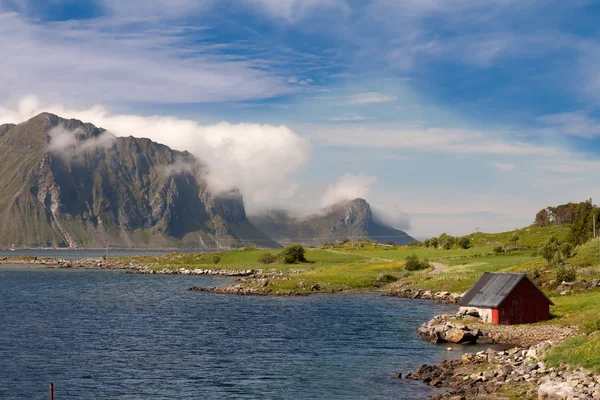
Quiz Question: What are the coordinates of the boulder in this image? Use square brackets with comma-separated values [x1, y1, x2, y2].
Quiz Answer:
[538, 381, 575, 400]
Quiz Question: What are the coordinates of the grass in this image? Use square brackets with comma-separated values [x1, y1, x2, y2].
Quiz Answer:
[546, 335, 600, 374]
[465, 224, 570, 248]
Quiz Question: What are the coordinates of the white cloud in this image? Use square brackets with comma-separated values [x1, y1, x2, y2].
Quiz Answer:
[244, 0, 349, 23]
[346, 92, 396, 105]
[328, 114, 366, 121]
[309, 125, 555, 156]
[47, 124, 117, 162]
[320, 174, 377, 206]
[538, 111, 600, 138]
[0, 12, 290, 104]
[0, 96, 310, 213]
[490, 162, 516, 171]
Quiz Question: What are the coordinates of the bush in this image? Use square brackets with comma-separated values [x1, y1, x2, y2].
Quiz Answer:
[281, 244, 307, 264]
[387, 240, 396, 246]
[212, 254, 221, 264]
[376, 273, 398, 283]
[430, 238, 439, 248]
[555, 264, 577, 283]
[510, 234, 519, 246]
[493, 245, 504, 254]
[539, 236, 561, 265]
[341, 238, 350, 244]
[423, 239, 431, 248]
[258, 252, 277, 264]
[458, 237, 471, 249]
[404, 255, 431, 271]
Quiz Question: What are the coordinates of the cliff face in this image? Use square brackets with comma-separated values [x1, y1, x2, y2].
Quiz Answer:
[250, 198, 415, 246]
[0, 113, 279, 249]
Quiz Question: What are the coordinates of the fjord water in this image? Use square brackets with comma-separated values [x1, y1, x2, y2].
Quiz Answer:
[1, 268, 464, 399]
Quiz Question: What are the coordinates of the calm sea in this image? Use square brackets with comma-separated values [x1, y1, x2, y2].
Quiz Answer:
[0, 267, 482, 399]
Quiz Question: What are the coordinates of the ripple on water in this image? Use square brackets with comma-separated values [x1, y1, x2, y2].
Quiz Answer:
[1, 268, 477, 399]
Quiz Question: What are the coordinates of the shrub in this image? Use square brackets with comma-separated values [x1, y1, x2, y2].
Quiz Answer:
[388, 240, 396, 246]
[539, 236, 561, 265]
[555, 264, 576, 283]
[258, 252, 277, 264]
[376, 273, 398, 283]
[423, 239, 431, 248]
[430, 238, 439, 248]
[212, 254, 221, 264]
[281, 244, 307, 264]
[493, 245, 504, 254]
[510, 234, 519, 247]
[559, 242, 573, 259]
[458, 237, 471, 249]
[341, 238, 350, 244]
[404, 255, 431, 271]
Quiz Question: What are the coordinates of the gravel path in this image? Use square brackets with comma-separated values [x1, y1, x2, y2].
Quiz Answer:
[429, 262, 449, 275]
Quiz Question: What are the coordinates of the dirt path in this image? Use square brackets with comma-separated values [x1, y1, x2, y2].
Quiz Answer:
[429, 262, 449, 275]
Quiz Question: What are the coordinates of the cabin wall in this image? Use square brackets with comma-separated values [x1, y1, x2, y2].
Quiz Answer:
[497, 279, 551, 325]
[459, 306, 493, 322]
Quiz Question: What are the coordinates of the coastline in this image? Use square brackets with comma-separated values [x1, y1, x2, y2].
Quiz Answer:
[3, 256, 594, 398]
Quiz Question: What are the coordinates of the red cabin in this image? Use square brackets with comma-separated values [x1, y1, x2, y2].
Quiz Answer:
[458, 272, 554, 325]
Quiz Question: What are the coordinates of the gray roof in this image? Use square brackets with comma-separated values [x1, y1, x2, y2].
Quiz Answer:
[459, 272, 554, 308]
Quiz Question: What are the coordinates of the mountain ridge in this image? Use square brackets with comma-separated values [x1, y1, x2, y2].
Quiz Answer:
[0, 113, 279, 249]
[249, 198, 414, 246]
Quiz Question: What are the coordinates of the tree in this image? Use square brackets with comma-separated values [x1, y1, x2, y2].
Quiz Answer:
[212, 254, 221, 264]
[281, 244, 307, 264]
[423, 239, 431, 248]
[430, 237, 439, 248]
[387, 240, 396, 246]
[458, 237, 471, 249]
[539, 236, 561, 265]
[493, 245, 504, 254]
[510, 234, 519, 247]
[568, 201, 596, 246]
[535, 208, 550, 227]
[439, 234, 455, 250]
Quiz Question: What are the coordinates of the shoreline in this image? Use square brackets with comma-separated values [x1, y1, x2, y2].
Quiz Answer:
[406, 312, 589, 399]
[3, 255, 592, 398]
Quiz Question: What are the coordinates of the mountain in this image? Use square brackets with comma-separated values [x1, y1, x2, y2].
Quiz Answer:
[249, 198, 415, 246]
[0, 113, 279, 249]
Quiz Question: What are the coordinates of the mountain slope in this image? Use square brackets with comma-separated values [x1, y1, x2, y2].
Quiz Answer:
[250, 198, 414, 246]
[0, 113, 279, 249]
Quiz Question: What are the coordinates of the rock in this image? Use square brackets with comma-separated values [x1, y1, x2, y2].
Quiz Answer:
[538, 381, 575, 399]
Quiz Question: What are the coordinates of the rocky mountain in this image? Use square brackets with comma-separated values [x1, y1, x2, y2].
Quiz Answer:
[0, 113, 279, 249]
[250, 198, 414, 246]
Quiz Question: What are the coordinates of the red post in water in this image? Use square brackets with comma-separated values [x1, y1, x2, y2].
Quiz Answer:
[50, 382, 54, 400]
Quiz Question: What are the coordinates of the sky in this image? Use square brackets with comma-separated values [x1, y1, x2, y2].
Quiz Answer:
[1, 0, 600, 238]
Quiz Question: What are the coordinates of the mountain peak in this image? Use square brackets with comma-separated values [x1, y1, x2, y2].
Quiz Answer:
[250, 198, 414, 246]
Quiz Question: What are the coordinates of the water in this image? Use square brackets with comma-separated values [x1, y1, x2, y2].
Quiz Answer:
[0, 267, 476, 399]
[0, 249, 209, 259]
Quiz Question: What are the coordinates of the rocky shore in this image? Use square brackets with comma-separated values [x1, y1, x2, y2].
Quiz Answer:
[417, 311, 577, 347]
[387, 287, 463, 304]
[405, 341, 600, 399]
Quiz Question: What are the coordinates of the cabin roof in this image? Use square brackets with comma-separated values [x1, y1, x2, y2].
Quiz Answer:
[459, 272, 554, 308]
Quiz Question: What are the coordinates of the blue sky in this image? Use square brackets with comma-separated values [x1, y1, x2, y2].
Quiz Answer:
[2, 0, 600, 237]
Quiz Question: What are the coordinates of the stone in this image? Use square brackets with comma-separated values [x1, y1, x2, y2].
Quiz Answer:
[538, 381, 575, 399]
